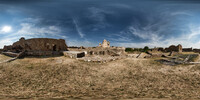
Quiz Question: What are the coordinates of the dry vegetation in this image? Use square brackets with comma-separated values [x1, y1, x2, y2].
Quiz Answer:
[0, 54, 11, 62]
[0, 54, 200, 99]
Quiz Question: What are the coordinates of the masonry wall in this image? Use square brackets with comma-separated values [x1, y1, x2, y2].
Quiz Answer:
[3, 37, 68, 56]
[182, 48, 193, 52]
[165, 44, 182, 52]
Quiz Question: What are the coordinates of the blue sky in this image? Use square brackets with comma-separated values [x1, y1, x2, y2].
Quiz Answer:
[1, 0, 200, 48]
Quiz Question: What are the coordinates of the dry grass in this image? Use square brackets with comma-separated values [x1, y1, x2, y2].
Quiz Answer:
[0, 54, 12, 62]
[0, 56, 200, 99]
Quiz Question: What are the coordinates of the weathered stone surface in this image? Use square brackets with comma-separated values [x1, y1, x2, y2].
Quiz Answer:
[127, 54, 139, 58]
[86, 47, 126, 56]
[3, 37, 68, 56]
[2, 52, 19, 57]
[137, 53, 149, 58]
[165, 44, 182, 53]
[0, 49, 3, 53]
[151, 47, 164, 52]
[63, 51, 85, 58]
[99, 39, 110, 48]
[78, 55, 125, 63]
[182, 48, 193, 52]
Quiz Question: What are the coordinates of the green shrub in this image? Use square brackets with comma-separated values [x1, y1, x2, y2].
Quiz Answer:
[143, 46, 149, 53]
[125, 48, 134, 52]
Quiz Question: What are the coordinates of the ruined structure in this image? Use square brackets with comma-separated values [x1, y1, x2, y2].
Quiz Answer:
[193, 49, 200, 53]
[0, 49, 3, 53]
[3, 37, 68, 56]
[182, 48, 193, 52]
[151, 47, 164, 52]
[63, 51, 85, 58]
[87, 47, 126, 56]
[165, 44, 182, 53]
[99, 39, 110, 48]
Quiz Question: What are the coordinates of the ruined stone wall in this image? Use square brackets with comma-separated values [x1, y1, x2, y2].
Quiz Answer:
[3, 37, 68, 56]
[3, 45, 13, 52]
[165, 44, 182, 53]
[99, 39, 110, 48]
[151, 47, 164, 52]
[66, 46, 125, 56]
[0, 49, 3, 53]
[86, 47, 125, 56]
[12, 38, 67, 52]
[193, 49, 200, 53]
[183, 48, 193, 52]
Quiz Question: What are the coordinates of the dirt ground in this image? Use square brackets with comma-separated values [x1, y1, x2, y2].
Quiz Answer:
[0, 54, 200, 100]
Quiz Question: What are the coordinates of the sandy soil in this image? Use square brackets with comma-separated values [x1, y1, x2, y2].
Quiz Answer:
[0, 54, 200, 99]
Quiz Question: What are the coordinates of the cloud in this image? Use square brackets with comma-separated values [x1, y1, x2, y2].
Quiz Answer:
[0, 37, 18, 48]
[114, 23, 200, 48]
[0, 17, 68, 48]
[15, 17, 67, 39]
[171, 11, 193, 16]
[87, 7, 111, 31]
[188, 25, 200, 40]
[2, 0, 200, 48]
[73, 18, 84, 38]
[66, 39, 96, 47]
[17, 23, 62, 37]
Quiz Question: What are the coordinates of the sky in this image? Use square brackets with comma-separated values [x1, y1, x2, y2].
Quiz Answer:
[1, 0, 200, 48]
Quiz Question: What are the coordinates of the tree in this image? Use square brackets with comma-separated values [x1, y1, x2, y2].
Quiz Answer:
[143, 46, 149, 53]
[125, 48, 134, 52]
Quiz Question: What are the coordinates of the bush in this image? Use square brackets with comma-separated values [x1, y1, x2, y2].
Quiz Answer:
[125, 46, 149, 53]
[143, 46, 149, 53]
[125, 48, 134, 52]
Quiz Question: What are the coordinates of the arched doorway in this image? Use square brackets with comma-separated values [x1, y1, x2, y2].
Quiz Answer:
[53, 45, 57, 51]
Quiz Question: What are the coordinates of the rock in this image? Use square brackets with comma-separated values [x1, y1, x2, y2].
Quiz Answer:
[63, 51, 85, 58]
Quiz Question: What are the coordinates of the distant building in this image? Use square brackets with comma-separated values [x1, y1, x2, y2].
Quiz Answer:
[165, 44, 182, 53]
[193, 49, 200, 53]
[99, 39, 110, 48]
[182, 47, 193, 52]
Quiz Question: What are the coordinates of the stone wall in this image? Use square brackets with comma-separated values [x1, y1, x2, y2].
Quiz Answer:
[193, 49, 200, 53]
[66, 46, 125, 56]
[87, 47, 125, 56]
[99, 39, 110, 48]
[182, 48, 193, 52]
[151, 47, 164, 52]
[3, 37, 68, 56]
[165, 44, 182, 53]
[0, 49, 3, 53]
[63, 51, 85, 58]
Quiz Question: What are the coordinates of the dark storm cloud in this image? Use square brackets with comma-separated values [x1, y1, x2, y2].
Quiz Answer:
[1, 0, 200, 48]
[152, 0, 200, 3]
[0, 0, 51, 4]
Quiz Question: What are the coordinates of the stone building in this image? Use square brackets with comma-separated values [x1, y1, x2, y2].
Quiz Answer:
[165, 44, 182, 53]
[182, 48, 193, 52]
[99, 39, 110, 48]
[3, 37, 68, 56]
[193, 49, 200, 53]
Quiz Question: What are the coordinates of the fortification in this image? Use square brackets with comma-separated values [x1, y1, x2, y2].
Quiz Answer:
[3, 37, 68, 56]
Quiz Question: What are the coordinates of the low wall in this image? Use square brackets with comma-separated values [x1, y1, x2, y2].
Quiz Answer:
[2, 52, 19, 57]
[26, 51, 62, 56]
[63, 51, 85, 58]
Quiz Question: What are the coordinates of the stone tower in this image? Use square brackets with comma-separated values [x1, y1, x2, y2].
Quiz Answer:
[177, 44, 182, 53]
[99, 39, 110, 48]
